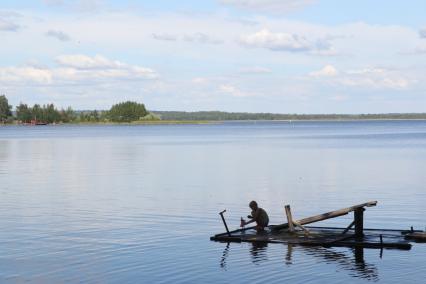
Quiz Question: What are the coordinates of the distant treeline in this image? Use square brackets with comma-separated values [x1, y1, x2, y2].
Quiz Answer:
[153, 111, 426, 121]
[2, 94, 426, 124]
[0, 94, 157, 124]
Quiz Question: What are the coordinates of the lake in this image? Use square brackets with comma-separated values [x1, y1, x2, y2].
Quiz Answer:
[0, 121, 425, 283]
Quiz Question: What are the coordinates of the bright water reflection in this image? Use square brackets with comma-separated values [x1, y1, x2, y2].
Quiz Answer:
[0, 121, 425, 283]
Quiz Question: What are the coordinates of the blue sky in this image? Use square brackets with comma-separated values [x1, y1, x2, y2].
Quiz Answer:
[1, 0, 426, 113]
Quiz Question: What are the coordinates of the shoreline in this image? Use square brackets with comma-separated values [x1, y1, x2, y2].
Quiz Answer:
[1, 120, 219, 126]
[2, 118, 426, 126]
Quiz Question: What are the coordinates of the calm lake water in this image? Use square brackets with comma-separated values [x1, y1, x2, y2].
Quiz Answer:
[0, 121, 425, 283]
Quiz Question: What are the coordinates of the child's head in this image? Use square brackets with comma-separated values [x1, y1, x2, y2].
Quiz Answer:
[249, 200, 258, 210]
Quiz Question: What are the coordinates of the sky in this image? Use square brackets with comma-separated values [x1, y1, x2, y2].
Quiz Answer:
[1, 0, 426, 113]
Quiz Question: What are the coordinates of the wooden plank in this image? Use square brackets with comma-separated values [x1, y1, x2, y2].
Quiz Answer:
[285, 205, 295, 232]
[272, 201, 377, 231]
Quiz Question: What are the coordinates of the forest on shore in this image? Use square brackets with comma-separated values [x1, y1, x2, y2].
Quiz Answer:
[153, 111, 426, 121]
[0, 95, 157, 124]
[1, 94, 425, 124]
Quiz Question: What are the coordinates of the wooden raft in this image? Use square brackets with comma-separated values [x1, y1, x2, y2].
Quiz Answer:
[211, 201, 416, 250]
[405, 232, 426, 242]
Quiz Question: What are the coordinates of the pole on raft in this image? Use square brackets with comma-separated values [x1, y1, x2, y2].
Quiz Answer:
[285, 205, 295, 232]
[219, 210, 231, 236]
[354, 207, 365, 239]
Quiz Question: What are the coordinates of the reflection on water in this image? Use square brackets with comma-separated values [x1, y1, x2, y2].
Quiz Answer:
[220, 243, 379, 281]
[220, 242, 230, 270]
[0, 140, 9, 175]
[250, 242, 268, 264]
[303, 246, 378, 281]
[285, 244, 294, 265]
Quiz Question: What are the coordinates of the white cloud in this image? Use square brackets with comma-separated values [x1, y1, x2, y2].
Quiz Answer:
[339, 77, 410, 89]
[239, 66, 272, 74]
[413, 45, 426, 54]
[310, 65, 338, 77]
[46, 29, 71, 41]
[152, 33, 178, 41]
[220, 0, 316, 13]
[339, 69, 411, 89]
[183, 33, 223, 44]
[419, 28, 426, 38]
[54, 66, 157, 82]
[225, 16, 259, 27]
[152, 32, 223, 44]
[346, 68, 386, 75]
[42, 0, 104, 13]
[43, 0, 66, 6]
[0, 12, 21, 31]
[192, 77, 210, 84]
[0, 10, 22, 18]
[0, 55, 158, 86]
[55, 54, 124, 69]
[0, 66, 53, 84]
[0, 19, 19, 31]
[219, 84, 256, 97]
[329, 94, 348, 101]
[239, 29, 332, 53]
[309, 65, 414, 90]
[399, 44, 426, 55]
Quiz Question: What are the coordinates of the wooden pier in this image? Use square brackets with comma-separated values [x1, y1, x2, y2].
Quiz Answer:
[211, 201, 420, 250]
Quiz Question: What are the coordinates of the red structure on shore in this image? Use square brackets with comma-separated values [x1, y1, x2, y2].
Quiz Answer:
[30, 119, 47, 125]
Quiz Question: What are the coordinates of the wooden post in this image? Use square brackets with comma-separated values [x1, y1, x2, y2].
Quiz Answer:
[285, 205, 295, 232]
[219, 210, 231, 236]
[354, 207, 365, 239]
[285, 205, 309, 235]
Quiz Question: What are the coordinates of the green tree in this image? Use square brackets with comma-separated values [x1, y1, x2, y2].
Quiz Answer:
[91, 110, 99, 121]
[31, 104, 43, 122]
[16, 103, 32, 123]
[108, 101, 148, 122]
[60, 107, 76, 123]
[44, 103, 61, 123]
[0, 95, 12, 122]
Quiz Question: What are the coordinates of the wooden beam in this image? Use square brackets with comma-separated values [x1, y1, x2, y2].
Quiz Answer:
[341, 220, 356, 235]
[293, 220, 310, 235]
[273, 201, 377, 231]
[285, 205, 295, 232]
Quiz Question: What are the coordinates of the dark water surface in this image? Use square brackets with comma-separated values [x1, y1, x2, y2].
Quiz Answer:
[0, 121, 425, 283]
